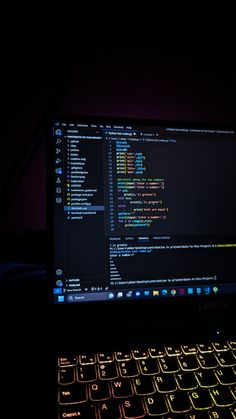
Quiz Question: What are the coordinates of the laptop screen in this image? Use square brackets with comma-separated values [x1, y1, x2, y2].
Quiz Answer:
[51, 116, 236, 305]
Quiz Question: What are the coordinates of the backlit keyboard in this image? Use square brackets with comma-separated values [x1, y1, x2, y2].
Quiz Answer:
[57, 340, 236, 418]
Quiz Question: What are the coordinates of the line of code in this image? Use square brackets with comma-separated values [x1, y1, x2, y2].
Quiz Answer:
[115, 140, 169, 228]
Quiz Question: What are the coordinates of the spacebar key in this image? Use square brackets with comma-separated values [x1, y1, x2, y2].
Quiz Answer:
[59, 402, 96, 418]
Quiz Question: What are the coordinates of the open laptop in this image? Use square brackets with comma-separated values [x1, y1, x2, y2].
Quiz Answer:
[49, 115, 236, 418]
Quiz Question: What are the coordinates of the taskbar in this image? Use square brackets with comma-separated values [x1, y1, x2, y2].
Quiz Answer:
[53, 282, 236, 304]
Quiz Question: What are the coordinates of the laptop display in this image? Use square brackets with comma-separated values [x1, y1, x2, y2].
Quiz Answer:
[51, 117, 236, 306]
[50, 116, 236, 418]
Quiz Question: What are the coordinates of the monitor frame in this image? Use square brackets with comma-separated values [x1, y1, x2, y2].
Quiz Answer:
[47, 115, 236, 339]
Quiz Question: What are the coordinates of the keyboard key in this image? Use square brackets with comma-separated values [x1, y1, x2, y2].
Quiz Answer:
[178, 354, 199, 371]
[175, 371, 198, 390]
[98, 400, 121, 418]
[165, 345, 182, 356]
[98, 353, 114, 363]
[132, 349, 148, 359]
[121, 396, 145, 418]
[230, 384, 236, 399]
[182, 344, 198, 355]
[214, 351, 236, 367]
[79, 354, 96, 365]
[213, 342, 229, 352]
[58, 356, 77, 367]
[89, 381, 110, 401]
[155, 373, 177, 392]
[148, 346, 165, 358]
[186, 411, 209, 418]
[133, 376, 155, 395]
[139, 358, 159, 375]
[195, 369, 218, 388]
[189, 389, 213, 410]
[98, 362, 118, 380]
[145, 393, 169, 416]
[58, 383, 87, 404]
[119, 359, 139, 377]
[210, 386, 235, 407]
[209, 408, 236, 418]
[231, 407, 236, 417]
[166, 390, 191, 413]
[197, 352, 218, 369]
[58, 367, 75, 384]
[77, 364, 97, 382]
[215, 367, 236, 385]
[228, 341, 236, 350]
[59, 403, 96, 418]
[197, 343, 214, 353]
[115, 351, 131, 361]
[111, 378, 133, 398]
[159, 355, 180, 373]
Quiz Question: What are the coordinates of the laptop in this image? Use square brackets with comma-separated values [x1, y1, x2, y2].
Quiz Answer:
[48, 115, 236, 418]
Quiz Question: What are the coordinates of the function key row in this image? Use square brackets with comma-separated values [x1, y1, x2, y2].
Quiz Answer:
[58, 342, 236, 367]
[58, 356, 236, 386]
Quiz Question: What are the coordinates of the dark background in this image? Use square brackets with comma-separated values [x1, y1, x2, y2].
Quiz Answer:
[1, 25, 236, 235]
[0, 23, 236, 417]
[0, 24, 235, 323]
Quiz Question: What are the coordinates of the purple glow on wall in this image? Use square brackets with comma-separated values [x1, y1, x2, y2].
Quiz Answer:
[2, 28, 236, 232]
